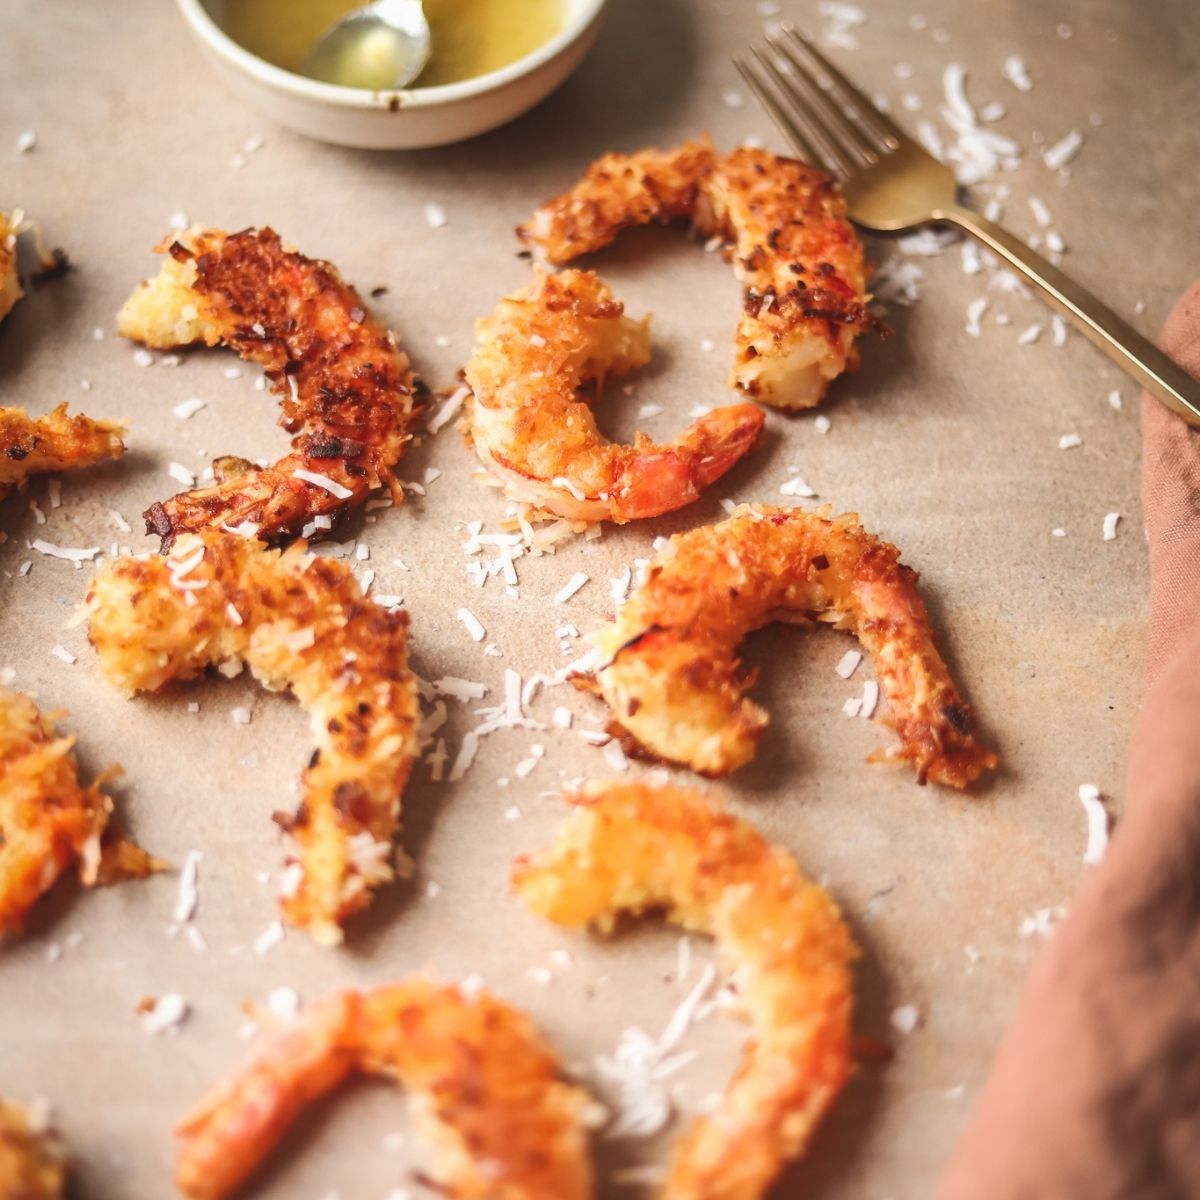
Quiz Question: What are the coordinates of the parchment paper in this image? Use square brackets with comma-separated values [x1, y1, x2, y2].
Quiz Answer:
[3, 0, 1198, 1195]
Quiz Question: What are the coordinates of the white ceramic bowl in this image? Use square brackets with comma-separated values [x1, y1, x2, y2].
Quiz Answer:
[176, 0, 607, 149]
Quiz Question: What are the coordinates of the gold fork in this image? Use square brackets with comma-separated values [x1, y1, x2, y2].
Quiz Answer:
[735, 26, 1200, 426]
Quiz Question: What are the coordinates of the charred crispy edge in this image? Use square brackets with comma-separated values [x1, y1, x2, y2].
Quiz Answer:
[136, 228, 414, 550]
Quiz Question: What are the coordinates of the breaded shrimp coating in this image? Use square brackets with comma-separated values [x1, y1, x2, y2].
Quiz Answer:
[466, 268, 764, 522]
[519, 139, 872, 409]
[175, 978, 594, 1200]
[0, 1100, 69, 1199]
[0, 404, 124, 503]
[117, 226, 416, 547]
[588, 504, 996, 787]
[0, 211, 22, 324]
[513, 781, 856, 1200]
[0, 687, 159, 938]
[84, 530, 420, 945]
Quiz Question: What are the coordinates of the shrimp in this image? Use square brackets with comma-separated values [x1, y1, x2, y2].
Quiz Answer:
[175, 978, 594, 1200]
[84, 529, 420, 945]
[512, 781, 857, 1200]
[0, 404, 124, 503]
[0, 686, 161, 938]
[585, 504, 997, 787]
[117, 226, 417, 548]
[0, 1099, 69, 1199]
[465, 268, 764, 522]
[518, 139, 873, 410]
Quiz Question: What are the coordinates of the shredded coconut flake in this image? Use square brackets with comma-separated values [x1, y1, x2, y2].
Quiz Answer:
[1002, 55, 1032, 92]
[168, 461, 196, 487]
[1043, 128, 1084, 171]
[292, 469, 353, 500]
[173, 397, 206, 420]
[554, 572, 589, 604]
[174, 850, 203, 923]
[1102, 511, 1120, 541]
[835, 649, 862, 679]
[889, 1004, 921, 1035]
[29, 539, 99, 563]
[1079, 784, 1109, 864]
[1058, 433, 1082, 450]
[140, 993, 189, 1035]
[456, 607, 486, 642]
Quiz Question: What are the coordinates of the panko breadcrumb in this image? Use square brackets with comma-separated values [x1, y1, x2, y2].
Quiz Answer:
[586, 503, 997, 787]
[0, 1100, 68, 1199]
[0, 404, 124, 504]
[117, 226, 417, 547]
[513, 781, 856, 1200]
[175, 978, 594, 1200]
[0, 686, 159, 937]
[85, 529, 420, 945]
[519, 138, 873, 409]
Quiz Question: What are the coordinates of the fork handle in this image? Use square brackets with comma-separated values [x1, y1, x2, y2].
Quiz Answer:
[937, 202, 1200, 427]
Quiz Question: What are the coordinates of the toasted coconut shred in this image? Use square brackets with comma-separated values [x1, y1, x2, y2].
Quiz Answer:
[513, 781, 857, 1200]
[84, 529, 420, 945]
[0, 686, 161, 937]
[117, 226, 417, 547]
[174, 978, 594, 1200]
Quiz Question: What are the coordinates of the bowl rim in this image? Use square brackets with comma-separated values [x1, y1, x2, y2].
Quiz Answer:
[176, 0, 607, 109]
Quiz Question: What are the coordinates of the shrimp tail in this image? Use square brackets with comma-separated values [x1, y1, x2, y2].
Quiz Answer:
[613, 402, 764, 520]
[175, 996, 357, 1200]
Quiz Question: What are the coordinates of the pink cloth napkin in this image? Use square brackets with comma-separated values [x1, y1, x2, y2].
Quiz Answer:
[937, 283, 1200, 1197]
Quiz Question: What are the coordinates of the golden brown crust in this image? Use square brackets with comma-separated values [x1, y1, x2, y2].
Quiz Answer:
[512, 781, 856, 1200]
[589, 504, 997, 787]
[175, 979, 594, 1200]
[0, 1100, 69, 1199]
[518, 140, 872, 409]
[0, 212, 23, 325]
[0, 686, 159, 938]
[117, 227, 415, 547]
[84, 530, 420, 944]
[0, 404, 125, 503]
[466, 268, 764, 522]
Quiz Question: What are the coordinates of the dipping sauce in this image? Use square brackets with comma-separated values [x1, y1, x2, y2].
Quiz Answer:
[211, 0, 564, 88]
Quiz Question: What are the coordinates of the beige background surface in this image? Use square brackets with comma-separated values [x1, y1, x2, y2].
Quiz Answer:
[3, 0, 1198, 1196]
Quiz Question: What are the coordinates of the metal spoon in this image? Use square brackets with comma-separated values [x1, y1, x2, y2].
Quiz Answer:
[304, 0, 431, 90]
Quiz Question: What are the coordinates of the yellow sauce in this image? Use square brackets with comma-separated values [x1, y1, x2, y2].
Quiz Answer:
[211, 0, 564, 88]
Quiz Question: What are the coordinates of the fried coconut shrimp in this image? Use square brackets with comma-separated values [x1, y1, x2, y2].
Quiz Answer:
[0, 1100, 69, 1199]
[513, 781, 856, 1200]
[176, 978, 594, 1200]
[0, 404, 124, 503]
[588, 504, 996, 787]
[85, 529, 419, 945]
[0, 211, 22, 323]
[519, 139, 872, 409]
[117, 226, 416, 547]
[466, 268, 763, 522]
[0, 687, 160, 937]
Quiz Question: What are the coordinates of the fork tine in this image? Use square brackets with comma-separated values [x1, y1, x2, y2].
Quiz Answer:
[780, 24, 907, 152]
[767, 33, 881, 165]
[752, 44, 867, 174]
[733, 54, 829, 171]
[748, 47, 853, 176]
